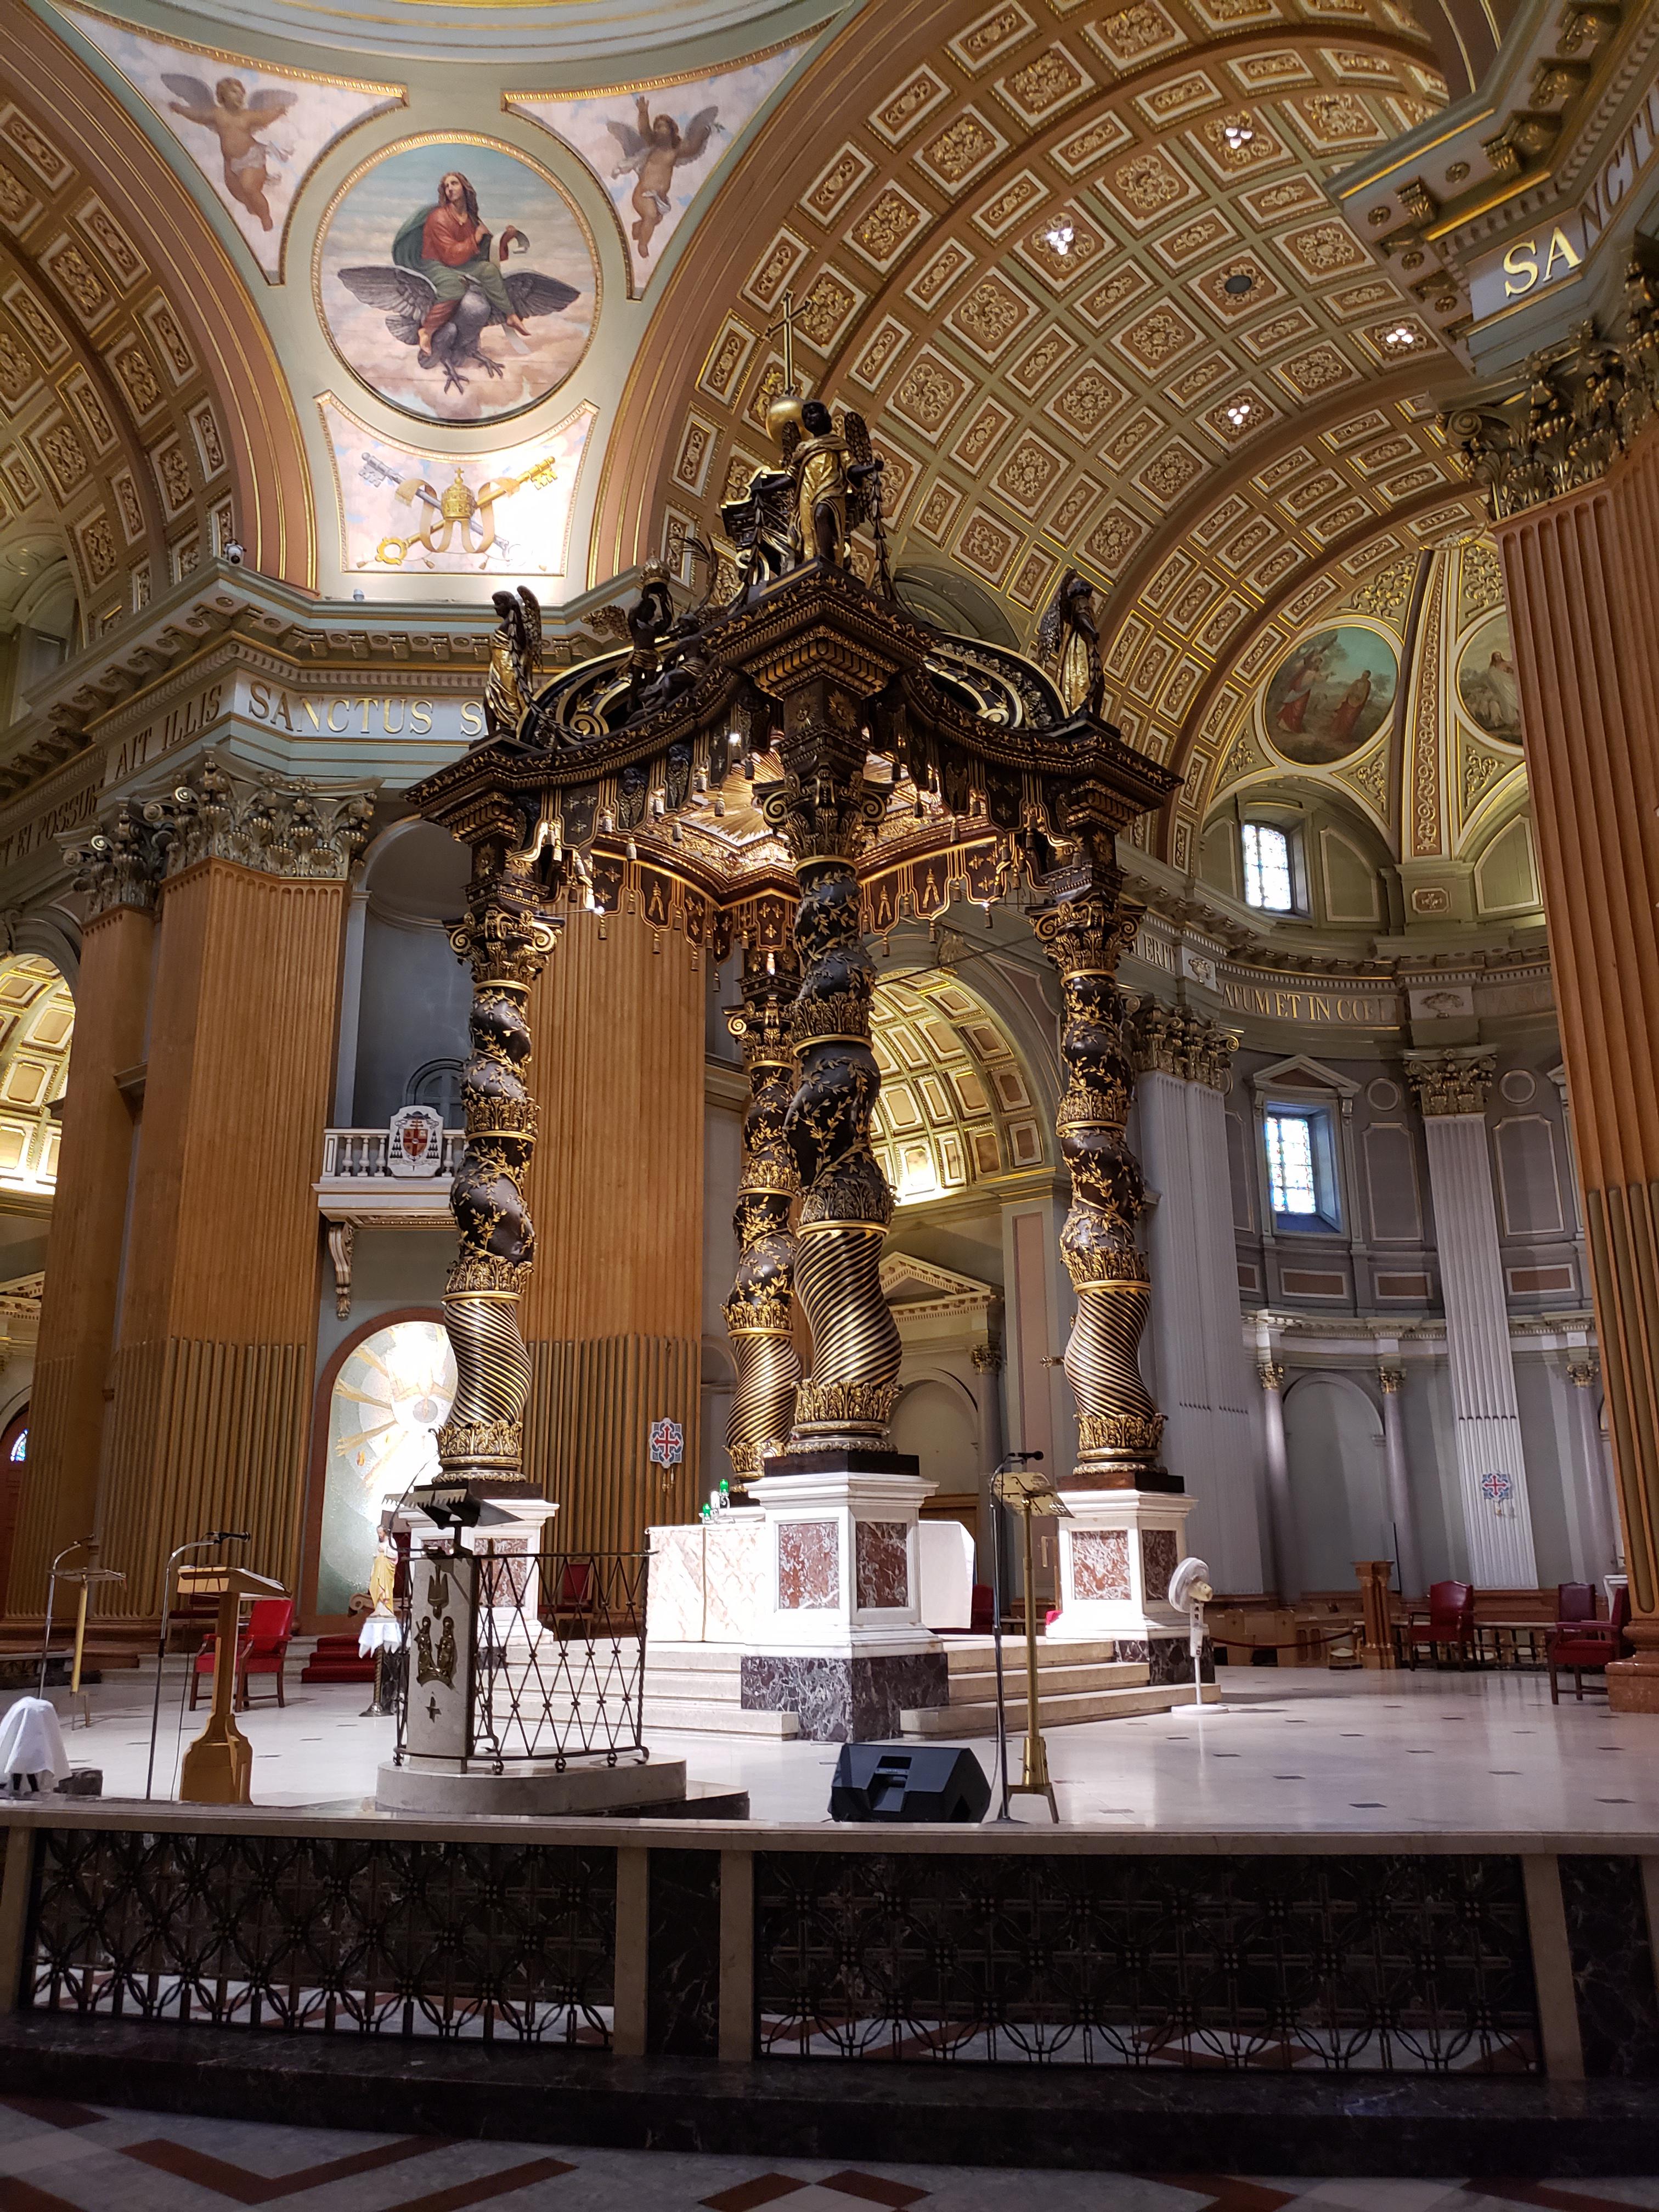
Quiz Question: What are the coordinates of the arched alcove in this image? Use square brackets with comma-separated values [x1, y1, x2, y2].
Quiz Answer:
[891, 1373, 979, 1499]
[1283, 1373, 1391, 1596]
[871, 968, 1046, 1205]
[349, 820, 472, 1130]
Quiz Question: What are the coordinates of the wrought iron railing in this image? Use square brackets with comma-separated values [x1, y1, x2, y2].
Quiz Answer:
[393, 1545, 650, 1775]
[23, 1829, 616, 2042]
[754, 1850, 1543, 2072]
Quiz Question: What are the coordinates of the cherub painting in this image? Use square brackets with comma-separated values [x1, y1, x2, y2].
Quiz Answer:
[606, 97, 721, 258]
[318, 142, 596, 426]
[506, 48, 805, 295]
[63, 11, 403, 281]
[162, 75, 295, 232]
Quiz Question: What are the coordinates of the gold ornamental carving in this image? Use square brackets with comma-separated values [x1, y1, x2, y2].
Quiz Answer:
[1405, 1050, 1496, 1117]
[1128, 1001, 1238, 1092]
[1257, 1361, 1285, 1391]
[1378, 1367, 1405, 1396]
[1446, 264, 1659, 519]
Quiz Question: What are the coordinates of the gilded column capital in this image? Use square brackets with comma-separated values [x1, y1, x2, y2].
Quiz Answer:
[1378, 1367, 1405, 1395]
[66, 798, 173, 917]
[1404, 1049, 1496, 1117]
[970, 1342, 1002, 1374]
[1257, 1360, 1285, 1392]
[1444, 264, 1659, 520]
[1128, 1000, 1238, 1091]
[1567, 1359, 1600, 1389]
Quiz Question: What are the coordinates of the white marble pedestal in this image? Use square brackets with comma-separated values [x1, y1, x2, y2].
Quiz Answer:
[1046, 1488, 1213, 1685]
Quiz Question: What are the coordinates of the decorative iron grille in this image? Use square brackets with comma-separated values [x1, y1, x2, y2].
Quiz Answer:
[23, 1829, 616, 2043]
[755, 1850, 1541, 2072]
[393, 1545, 649, 1774]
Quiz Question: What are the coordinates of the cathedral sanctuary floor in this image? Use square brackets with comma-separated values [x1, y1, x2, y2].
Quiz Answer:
[36, 1660, 1659, 1834]
[5, 2101, 1659, 2212]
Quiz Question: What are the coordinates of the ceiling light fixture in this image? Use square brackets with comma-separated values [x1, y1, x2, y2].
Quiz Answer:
[1382, 323, 1418, 347]
[1044, 218, 1075, 256]
[1223, 271, 1255, 297]
[1224, 400, 1253, 427]
[1223, 120, 1255, 150]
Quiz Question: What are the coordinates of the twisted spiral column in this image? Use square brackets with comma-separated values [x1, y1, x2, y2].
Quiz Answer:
[1031, 876, 1166, 1487]
[785, 854, 902, 1445]
[724, 943, 802, 1481]
[438, 849, 560, 1491]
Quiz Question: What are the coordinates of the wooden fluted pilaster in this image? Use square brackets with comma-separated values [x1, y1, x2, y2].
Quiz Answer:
[1496, 419, 1659, 1706]
[520, 907, 704, 1547]
[99, 861, 348, 1615]
[5, 906, 153, 1613]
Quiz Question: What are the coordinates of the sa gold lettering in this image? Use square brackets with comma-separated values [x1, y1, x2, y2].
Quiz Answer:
[460, 701, 485, 736]
[410, 701, 433, 735]
[1543, 224, 1582, 281]
[1503, 239, 1539, 297]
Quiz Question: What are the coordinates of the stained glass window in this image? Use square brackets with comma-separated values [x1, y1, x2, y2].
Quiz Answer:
[8, 1428, 23, 1462]
[1242, 821, 1294, 912]
[317, 1319, 455, 1616]
[1265, 1113, 1318, 1216]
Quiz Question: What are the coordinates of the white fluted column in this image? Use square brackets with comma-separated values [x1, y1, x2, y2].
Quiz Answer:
[1133, 1007, 1265, 1592]
[1255, 1346, 1299, 1601]
[1568, 1359, 1618, 1581]
[1376, 1367, 1424, 1598]
[1406, 1051, 1538, 1587]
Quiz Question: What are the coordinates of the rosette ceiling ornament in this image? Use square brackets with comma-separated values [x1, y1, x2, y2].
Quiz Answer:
[410, 398, 1179, 1486]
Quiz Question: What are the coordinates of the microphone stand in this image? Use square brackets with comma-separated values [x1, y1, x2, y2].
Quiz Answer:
[987, 1453, 1044, 1824]
[145, 1532, 249, 1803]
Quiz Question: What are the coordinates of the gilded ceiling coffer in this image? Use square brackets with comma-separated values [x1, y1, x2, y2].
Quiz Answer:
[1031, 785, 1176, 1491]
[725, 938, 803, 1480]
[437, 829, 559, 1498]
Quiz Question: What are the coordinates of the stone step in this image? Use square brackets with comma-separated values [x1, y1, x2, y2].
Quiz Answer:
[941, 1635, 1120, 1671]
[936, 1658, 1150, 1698]
[642, 1645, 746, 1672]
[644, 1696, 799, 1738]
[900, 1680, 1220, 1736]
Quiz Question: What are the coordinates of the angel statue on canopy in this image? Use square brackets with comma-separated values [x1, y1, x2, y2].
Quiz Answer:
[1037, 567, 1105, 719]
[485, 587, 542, 738]
[606, 97, 723, 259]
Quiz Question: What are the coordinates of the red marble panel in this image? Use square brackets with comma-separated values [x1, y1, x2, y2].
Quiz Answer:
[777, 1519, 840, 1609]
[855, 1519, 909, 1610]
[1071, 1527, 1130, 1600]
[1142, 1527, 1178, 1602]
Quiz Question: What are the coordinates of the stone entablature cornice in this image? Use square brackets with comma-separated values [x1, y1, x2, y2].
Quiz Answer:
[1329, 0, 1659, 370]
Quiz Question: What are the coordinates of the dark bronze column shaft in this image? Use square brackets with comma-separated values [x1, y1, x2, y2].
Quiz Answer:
[437, 842, 560, 1491]
[764, 684, 901, 1449]
[724, 942, 802, 1479]
[1030, 830, 1166, 1487]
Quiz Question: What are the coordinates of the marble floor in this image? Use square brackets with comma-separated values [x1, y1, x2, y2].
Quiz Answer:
[12, 1656, 1659, 1832]
[2, 2102, 1657, 2211]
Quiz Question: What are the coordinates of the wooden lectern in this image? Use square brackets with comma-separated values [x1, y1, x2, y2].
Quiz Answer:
[176, 1565, 287, 1804]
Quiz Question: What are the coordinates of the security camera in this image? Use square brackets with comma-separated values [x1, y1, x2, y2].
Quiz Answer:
[223, 539, 245, 566]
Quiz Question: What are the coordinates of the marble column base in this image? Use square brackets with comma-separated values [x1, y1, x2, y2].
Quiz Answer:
[1046, 1488, 1198, 1647]
[740, 1651, 949, 1742]
[1116, 1633, 1216, 1686]
[376, 1756, 685, 1815]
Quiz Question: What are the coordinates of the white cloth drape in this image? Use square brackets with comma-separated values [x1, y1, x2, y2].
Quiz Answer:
[0, 1696, 67, 1791]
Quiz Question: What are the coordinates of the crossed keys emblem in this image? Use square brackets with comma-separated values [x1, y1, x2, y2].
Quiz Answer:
[360, 454, 559, 567]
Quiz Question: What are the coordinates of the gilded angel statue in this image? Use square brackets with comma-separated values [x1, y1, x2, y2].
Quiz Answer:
[484, 586, 542, 737]
[1037, 568, 1105, 718]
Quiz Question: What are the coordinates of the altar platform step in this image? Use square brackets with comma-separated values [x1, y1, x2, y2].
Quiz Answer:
[644, 1647, 799, 1737]
[902, 1633, 1216, 1735]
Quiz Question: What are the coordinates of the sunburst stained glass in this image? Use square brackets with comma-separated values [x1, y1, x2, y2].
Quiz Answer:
[318, 1319, 455, 1615]
[1265, 1114, 1318, 1216]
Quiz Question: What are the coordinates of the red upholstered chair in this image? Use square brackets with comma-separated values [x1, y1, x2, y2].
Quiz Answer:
[1404, 1580, 1477, 1668]
[969, 1583, 995, 1634]
[236, 1599, 296, 1709]
[1549, 1585, 1630, 1704]
[1556, 1582, 1599, 1625]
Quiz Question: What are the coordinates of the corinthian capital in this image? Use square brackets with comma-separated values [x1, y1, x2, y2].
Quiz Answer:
[1404, 1049, 1496, 1118]
[1128, 1000, 1238, 1091]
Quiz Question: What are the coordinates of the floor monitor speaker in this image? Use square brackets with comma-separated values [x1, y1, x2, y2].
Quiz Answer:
[828, 1741, 991, 1823]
